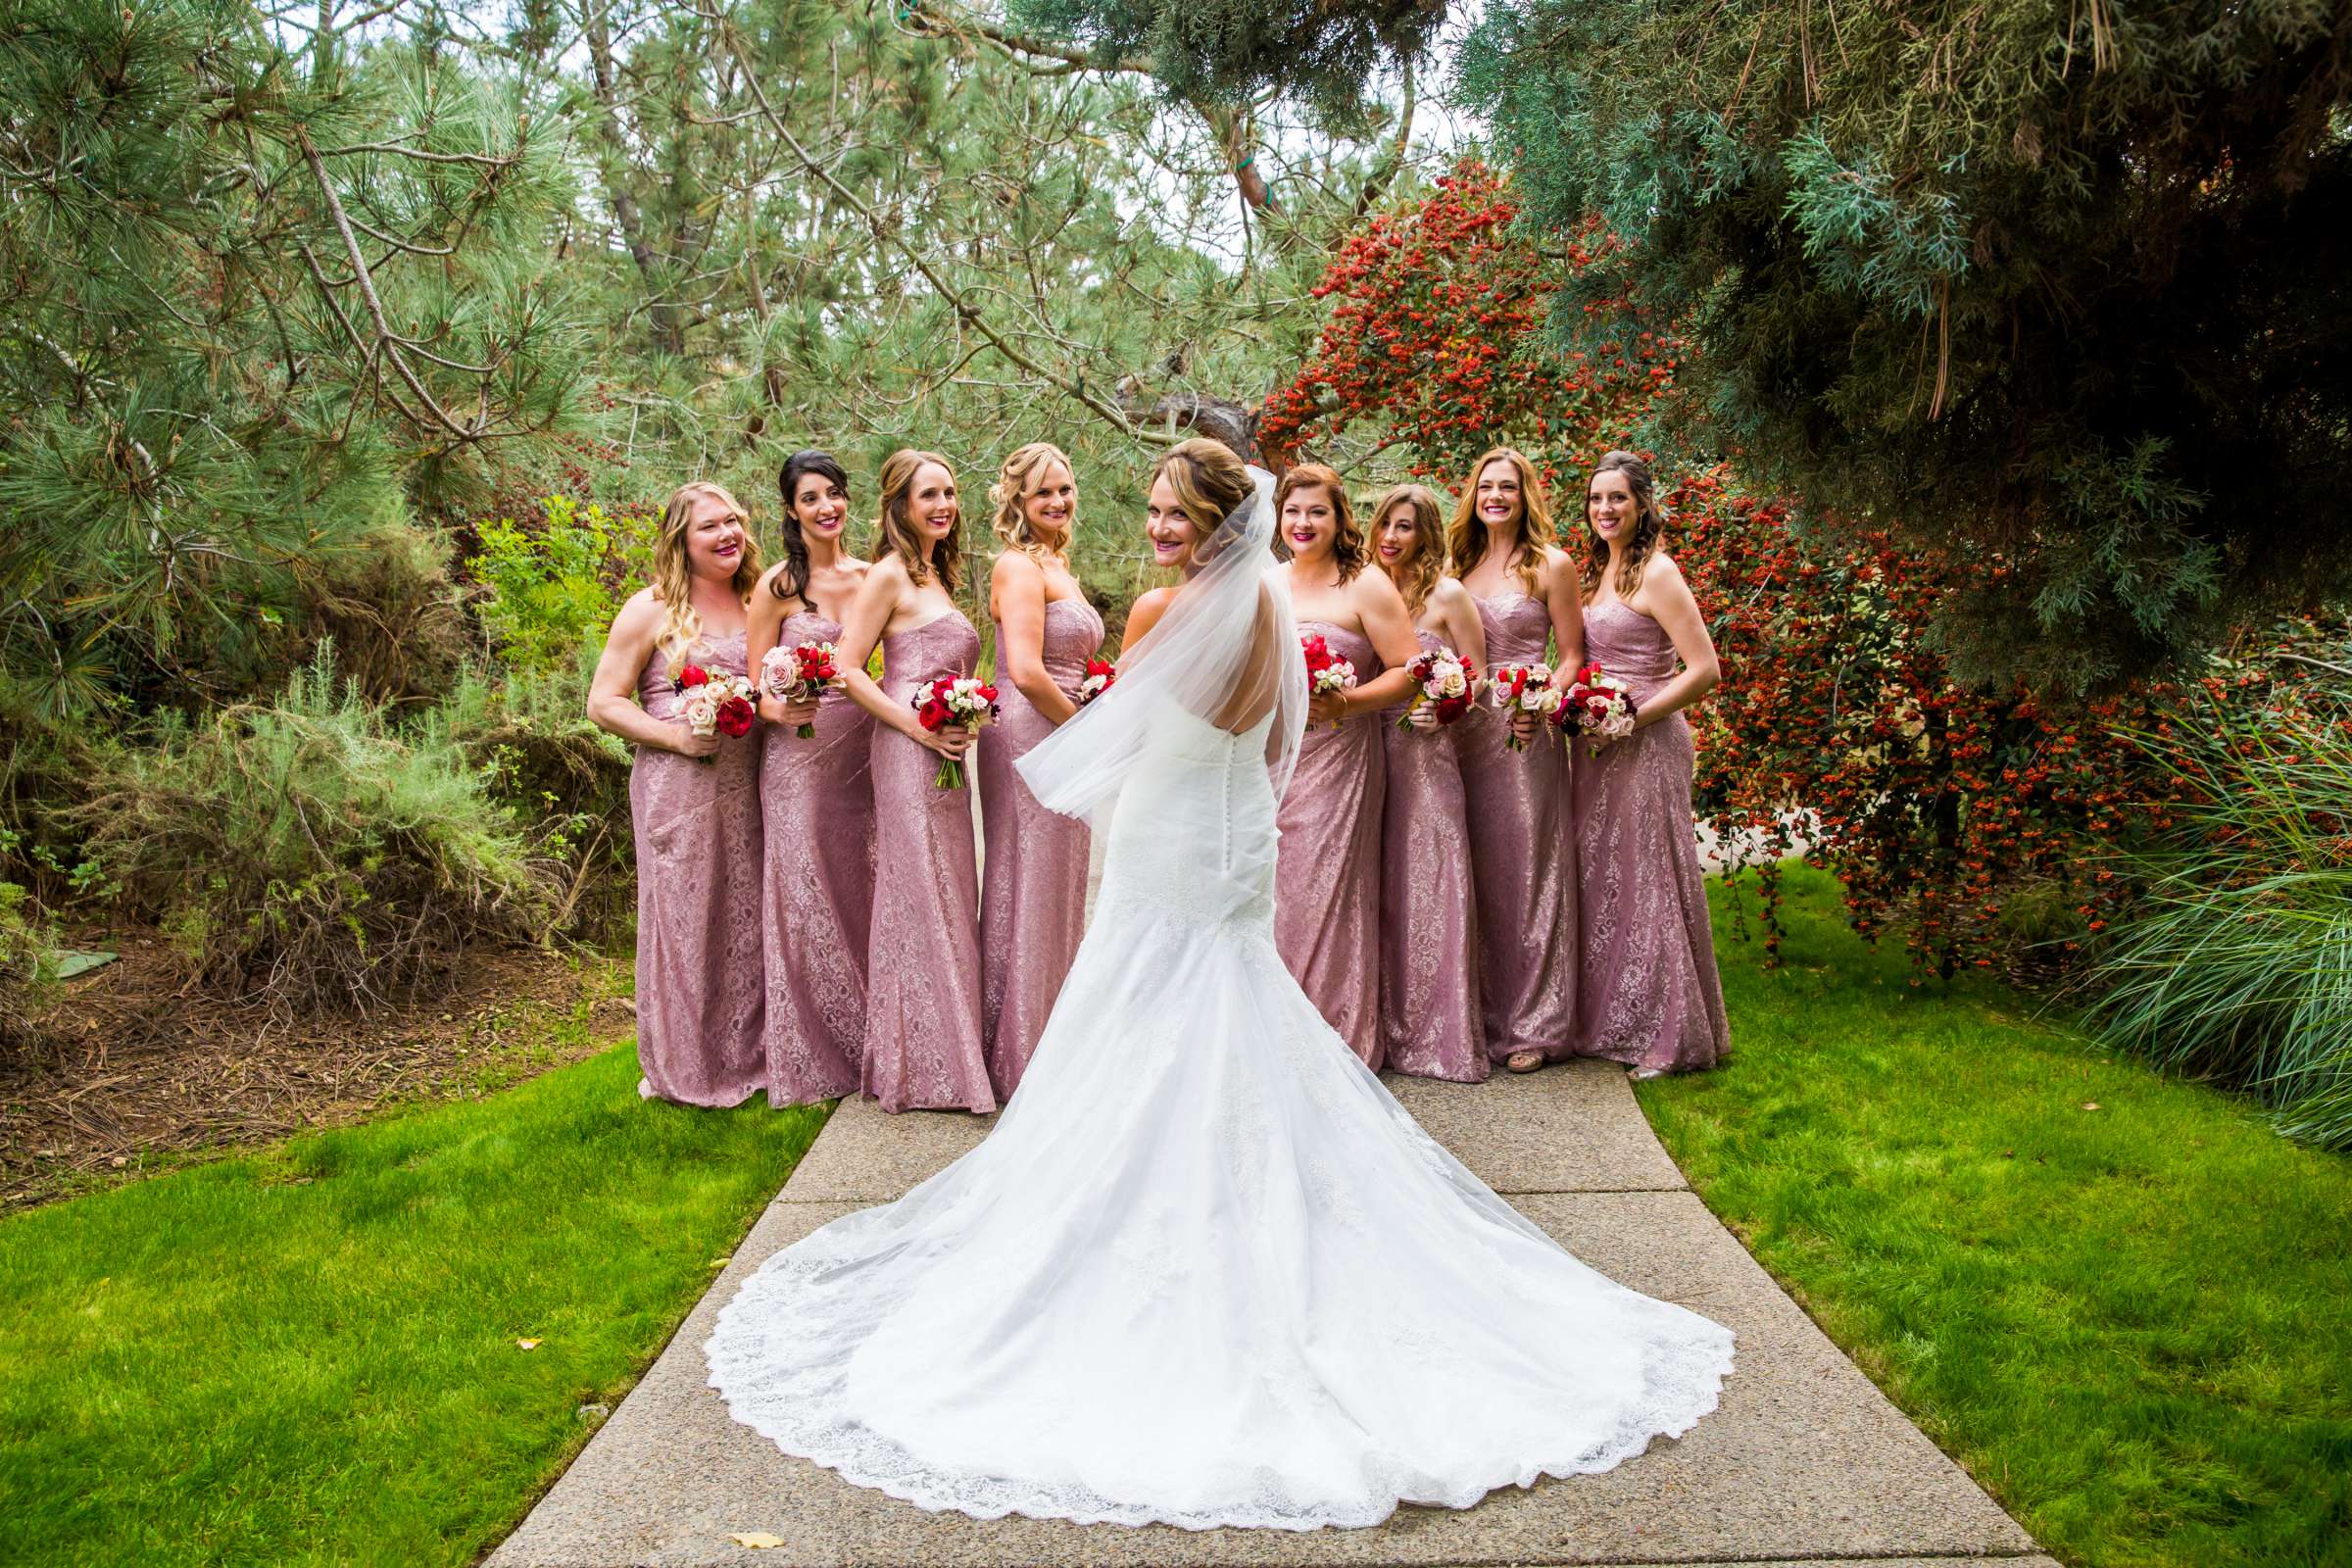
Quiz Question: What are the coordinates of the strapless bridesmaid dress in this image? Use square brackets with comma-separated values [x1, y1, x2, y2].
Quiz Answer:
[1452, 592, 1578, 1063]
[977, 597, 1106, 1101]
[629, 631, 765, 1105]
[861, 610, 996, 1113]
[758, 610, 876, 1105]
[1272, 620, 1387, 1068]
[1571, 601, 1728, 1073]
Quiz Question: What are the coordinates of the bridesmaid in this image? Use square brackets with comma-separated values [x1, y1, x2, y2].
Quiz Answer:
[977, 442, 1104, 1102]
[836, 450, 996, 1114]
[1446, 447, 1587, 1074]
[1369, 483, 1490, 1083]
[1271, 464, 1422, 1069]
[746, 450, 875, 1107]
[1571, 452, 1730, 1077]
[587, 481, 766, 1106]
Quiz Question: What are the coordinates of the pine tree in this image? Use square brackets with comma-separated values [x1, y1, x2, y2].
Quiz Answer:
[1042, 0, 2352, 689]
[0, 0, 584, 713]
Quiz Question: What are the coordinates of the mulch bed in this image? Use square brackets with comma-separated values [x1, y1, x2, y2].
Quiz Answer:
[0, 933, 634, 1211]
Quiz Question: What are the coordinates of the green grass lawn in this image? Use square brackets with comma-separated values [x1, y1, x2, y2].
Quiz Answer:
[0, 1043, 827, 1568]
[1648, 864, 2352, 1568]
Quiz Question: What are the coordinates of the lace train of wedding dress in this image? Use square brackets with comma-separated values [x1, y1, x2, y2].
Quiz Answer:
[705, 706, 1736, 1531]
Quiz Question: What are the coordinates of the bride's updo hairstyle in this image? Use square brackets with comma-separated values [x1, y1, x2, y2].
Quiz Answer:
[1150, 438, 1254, 568]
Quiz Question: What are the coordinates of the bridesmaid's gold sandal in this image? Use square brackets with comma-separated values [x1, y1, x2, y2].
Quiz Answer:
[1505, 1051, 1544, 1074]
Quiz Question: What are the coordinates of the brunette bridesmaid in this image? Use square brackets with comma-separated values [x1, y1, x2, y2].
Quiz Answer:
[587, 482, 766, 1106]
[1270, 464, 1422, 1069]
[1571, 452, 1730, 1076]
[836, 450, 996, 1114]
[1447, 447, 1587, 1074]
[1369, 484, 1490, 1082]
[977, 442, 1104, 1102]
[745, 451, 875, 1107]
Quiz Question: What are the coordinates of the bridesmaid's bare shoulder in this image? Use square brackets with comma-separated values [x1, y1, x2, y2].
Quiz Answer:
[1427, 576, 1477, 619]
[612, 585, 664, 631]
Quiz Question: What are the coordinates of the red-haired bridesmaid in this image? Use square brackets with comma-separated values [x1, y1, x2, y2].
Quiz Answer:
[1446, 448, 1586, 1074]
[836, 450, 996, 1114]
[746, 450, 875, 1106]
[1270, 465, 1422, 1068]
[588, 481, 766, 1106]
[1571, 452, 1729, 1076]
[1369, 483, 1489, 1082]
[978, 442, 1103, 1102]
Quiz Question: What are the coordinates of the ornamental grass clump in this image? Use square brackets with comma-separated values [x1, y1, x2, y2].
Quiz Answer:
[79, 649, 558, 1017]
[2082, 688, 2352, 1151]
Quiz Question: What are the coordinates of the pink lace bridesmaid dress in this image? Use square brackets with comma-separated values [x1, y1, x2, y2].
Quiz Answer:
[1378, 628, 1488, 1081]
[977, 597, 1105, 1101]
[1453, 592, 1579, 1063]
[629, 630, 766, 1105]
[758, 609, 876, 1106]
[1272, 620, 1387, 1068]
[1571, 601, 1729, 1072]
[861, 610, 997, 1114]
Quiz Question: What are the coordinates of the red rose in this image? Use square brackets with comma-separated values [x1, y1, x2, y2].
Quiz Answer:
[918, 698, 948, 730]
[715, 696, 756, 738]
[677, 663, 710, 689]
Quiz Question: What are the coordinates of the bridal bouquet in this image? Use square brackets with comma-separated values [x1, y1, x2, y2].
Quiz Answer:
[1301, 633, 1356, 727]
[1076, 657, 1116, 707]
[913, 675, 999, 790]
[1398, 645, 1477, 731]
[677, 663, 758, 754]
[1489, 662, 1560, 752]
[760, 640, 842, 739]
[1555, 662, 1639, 745]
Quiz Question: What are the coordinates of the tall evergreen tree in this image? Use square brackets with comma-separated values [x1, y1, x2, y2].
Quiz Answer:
[0, 0, 583, 712]
[1039, 0, 2352, 689]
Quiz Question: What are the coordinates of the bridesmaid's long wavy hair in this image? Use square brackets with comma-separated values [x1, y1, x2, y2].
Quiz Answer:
[1446, 447, 1550, 597]
[991, 441, 1075, 563]
[1150, 438, 1253, 565]
[871, 448, 965, 593]
[1274, 464, 1368, 583]
[1370, 483, 1446, 615]
[1580, 450, 1667, 601]
[652, 480, 761, 678]
[768, 449, 851, 605]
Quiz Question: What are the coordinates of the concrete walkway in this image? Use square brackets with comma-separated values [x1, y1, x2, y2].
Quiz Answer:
[489, 1063, 2050, 1568]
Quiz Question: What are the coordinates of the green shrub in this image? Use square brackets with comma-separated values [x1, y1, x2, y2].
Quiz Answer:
[76, 649, 559, 1015]
[0, 877, 59, 1047]
[468, 498, 646, 678]
[2082, 690, 2352, 1152]
[426, 648, 635, 937]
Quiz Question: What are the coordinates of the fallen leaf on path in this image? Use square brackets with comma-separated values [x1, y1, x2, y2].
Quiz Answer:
[730, 1532, 785, 1549]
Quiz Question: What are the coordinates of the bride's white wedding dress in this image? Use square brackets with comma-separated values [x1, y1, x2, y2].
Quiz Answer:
[705, 674, 1737, 1528]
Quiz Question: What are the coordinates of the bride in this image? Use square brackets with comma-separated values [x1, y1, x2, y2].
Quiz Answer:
[704, 438, 1735, 1532]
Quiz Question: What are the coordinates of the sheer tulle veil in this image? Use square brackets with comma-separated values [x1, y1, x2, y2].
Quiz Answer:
[1017, 465, 1305, 817]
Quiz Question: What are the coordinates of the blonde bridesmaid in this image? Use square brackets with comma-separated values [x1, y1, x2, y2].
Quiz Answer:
[1446, 448, 1586, 1073]
[978, 442, 1104, 1101]
[1571, 452, 1729, 1077]
[587, 482, 766, 1106]
[836, 451, 995, 1114]
[746, 451, 875, 1107]
[1270, 464, 1421, 1068]
[1369, 484, 1489, 1082]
